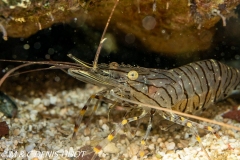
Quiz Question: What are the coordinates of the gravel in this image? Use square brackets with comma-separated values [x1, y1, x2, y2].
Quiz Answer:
[0, 84, 240, 160]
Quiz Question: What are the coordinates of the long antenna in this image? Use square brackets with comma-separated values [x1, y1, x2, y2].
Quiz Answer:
[92, 0, 120, 70]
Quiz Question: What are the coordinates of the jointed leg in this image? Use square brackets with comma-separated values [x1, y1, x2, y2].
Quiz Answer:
[159, 111, 220, 138]
[139, 109, 156, 158]
[72, 90, 118, 139]
[72, 89, 136, 139]
[158, 111, 220, 160]
[92, 109, 148, 159]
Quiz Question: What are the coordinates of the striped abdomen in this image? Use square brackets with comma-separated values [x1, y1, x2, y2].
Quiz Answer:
[127, 59, 240, 114]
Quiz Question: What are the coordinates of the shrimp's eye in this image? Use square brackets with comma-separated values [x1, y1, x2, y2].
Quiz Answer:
[127, 70, 138, 80]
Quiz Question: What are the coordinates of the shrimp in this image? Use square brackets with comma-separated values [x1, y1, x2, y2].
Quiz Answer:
[67, 55, 240, 160]
[0, 0, 240, 159]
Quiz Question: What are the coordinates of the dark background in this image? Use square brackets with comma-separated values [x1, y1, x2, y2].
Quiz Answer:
[0, 5, 240, 68]
[0, 5, 240, 96]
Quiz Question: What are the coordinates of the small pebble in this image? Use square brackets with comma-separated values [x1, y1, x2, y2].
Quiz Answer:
[157, 138, 163, 143]
[229, 138, 236, 143]
[177, 142, 184, 149]
[175, 135, 180, 139]
[128, 143, 139, 156]
[168, 138, 173, 142]
[13, 129, 20, 136]
[131, 155, 138, 160]
[165, 142, 175, 150]
[184, 133, 189, 139]
[30, 113, 37, 121]
[14, 140, 18, 146]
[101, 124, 109, 131]
[50, 110, 56, 115]
[98, 119, 103, 126]
[59, 108, 67, 115]
[42, 99, 50, 106]
[103, 142, 119, 153]
[50, 96, 57, 105]
[25, 143, 35, 152]
[33, 98, 41, 106]
[28, 125, 32, 131]
[160, 142, 165, 148]
[84, 127, 90, 136]
[148, 143, 155, 150]
[121, 139, 126, 144]
[135, 130, 142, 136]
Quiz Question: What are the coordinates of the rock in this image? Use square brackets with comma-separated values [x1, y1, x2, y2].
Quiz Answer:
[103, 142, 119, 154]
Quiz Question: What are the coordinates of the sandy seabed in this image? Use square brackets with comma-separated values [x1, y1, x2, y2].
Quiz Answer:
[0, 83, 240, 160]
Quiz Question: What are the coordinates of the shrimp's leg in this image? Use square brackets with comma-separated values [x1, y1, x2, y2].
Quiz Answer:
[161, 112, 220, 138]
[72, 90, 113, 138]
[85, 98, 101, 127]
[86, 94, 124, 127]
[107, 100, 121, 122]
[72, 89, 132, 138]
[72, 94, 96, 139]
[139, 109, 156, 158]
[159, 112, 221, 160]
[92, 109, 148, 159]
